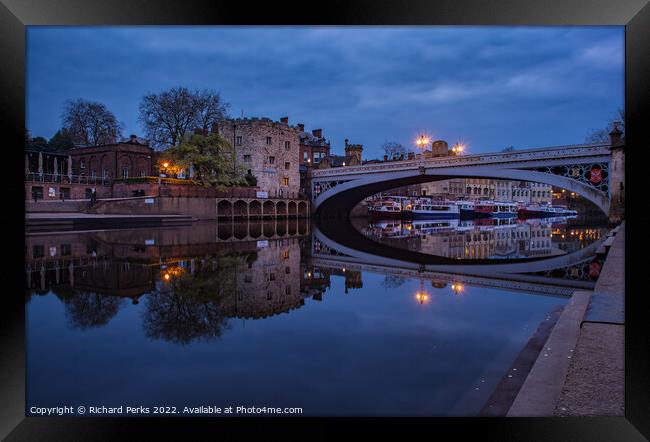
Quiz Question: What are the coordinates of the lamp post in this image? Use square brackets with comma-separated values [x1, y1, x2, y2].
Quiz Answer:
[451, 143, 465, 156]
[415, 134, 430, 159]
[159, 161, 170, 185]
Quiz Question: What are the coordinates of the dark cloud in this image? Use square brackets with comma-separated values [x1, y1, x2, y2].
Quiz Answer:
[27, 26, 623, 157]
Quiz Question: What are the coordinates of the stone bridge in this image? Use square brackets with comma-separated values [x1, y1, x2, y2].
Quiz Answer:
[308, 142, 624, 220]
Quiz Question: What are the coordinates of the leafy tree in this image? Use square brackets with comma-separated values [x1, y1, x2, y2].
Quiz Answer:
[159, 133, 245, 187]
[382, 141, 406, 160]
[585, 108, 625, 144]
[61, 98, 123, 146]
[48, 129, 75, 151]
[244, 172, 257, 187]
[138, 87, 229, 148]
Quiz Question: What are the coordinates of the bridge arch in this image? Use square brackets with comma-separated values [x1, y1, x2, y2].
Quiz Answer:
[314, 165, 609, 218]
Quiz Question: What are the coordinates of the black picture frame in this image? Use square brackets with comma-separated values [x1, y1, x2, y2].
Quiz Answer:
[2, 0, 648, 439]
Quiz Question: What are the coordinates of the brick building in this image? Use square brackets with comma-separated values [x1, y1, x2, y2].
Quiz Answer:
[25, 135, 154, 200]
[217, 117, 301, 198]
[318, 139, 364, 168]
[298, 125, 330, 166]
[68, 135, 154, 180]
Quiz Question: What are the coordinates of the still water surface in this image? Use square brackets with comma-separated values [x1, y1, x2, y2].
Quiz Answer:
[25, 217, 607, 416]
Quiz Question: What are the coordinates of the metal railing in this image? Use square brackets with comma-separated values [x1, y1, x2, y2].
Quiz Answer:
[25, 172, 111, 186]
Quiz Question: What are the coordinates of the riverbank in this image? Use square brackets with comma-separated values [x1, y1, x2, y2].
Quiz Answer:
[25, 212, 195, 232]
[25, 195, 311, 221]
[506, 222, 624, 416]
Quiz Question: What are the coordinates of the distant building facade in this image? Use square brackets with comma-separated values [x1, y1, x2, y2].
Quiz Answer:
[298, 126, 330, 166]
[416, 178, 552, 203]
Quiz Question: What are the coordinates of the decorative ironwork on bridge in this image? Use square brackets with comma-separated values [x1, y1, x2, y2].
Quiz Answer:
[525, 255, 605, 281]
[525, 162, 610, 196]
[312, 180, 352, 200]
[312, 237, 352, 257]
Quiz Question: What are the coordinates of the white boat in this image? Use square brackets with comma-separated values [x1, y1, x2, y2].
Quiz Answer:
[367, 197, 407, 218]
[403, 199, 460, 219]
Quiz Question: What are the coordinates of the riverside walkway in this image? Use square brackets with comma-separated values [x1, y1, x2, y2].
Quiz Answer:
[507, 222, 624, 417]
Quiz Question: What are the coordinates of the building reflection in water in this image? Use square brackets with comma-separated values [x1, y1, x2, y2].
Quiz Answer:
[357, 216, 605, 260]
[25, 220, 331, 343]
[25, 216, 605, 343]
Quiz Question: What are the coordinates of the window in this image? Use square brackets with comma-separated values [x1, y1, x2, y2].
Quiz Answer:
[285, 286, 291, 295]
[32, 245, 44, 258]
[31, 186, 43, 200]
[60, 244, 71, 256]
[140, 169, 145, 177]
[284, 141, 291, 150]
[243, 155, 252, 162]
[285, 266, 291, 274]
[236, 136, 242, 146]
[91, 169, 96, 179]
[268, 156, 275, 165]
[60, 187, 70, 199]
[314, 152, 325, 163]
[285, 162, 290, 170]
[266, 136, 272, 145]
[269, 273, 276, 281]
[303, 151, 309, 162]
[103, 168, 109, 178]
[80, 159, 86, 169]
[122, 168, 129, 178]
[282, 250, 290, 259]
[282, 177, 289, 186]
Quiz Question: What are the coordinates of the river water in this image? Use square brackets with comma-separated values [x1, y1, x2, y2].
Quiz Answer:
[25, 216, 608, 416]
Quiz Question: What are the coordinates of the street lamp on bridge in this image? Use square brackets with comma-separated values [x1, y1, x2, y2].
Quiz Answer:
[415, 134, 431, 153]
[451, 142, 466, 156]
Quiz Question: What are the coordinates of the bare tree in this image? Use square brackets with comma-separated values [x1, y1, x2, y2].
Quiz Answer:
[585, 108, 625, 144]
[138, 87, 230, 148]
[502, 146, 515, 152]
[195, 89, 230, 134]
[61, 99, 123, 146]
[382, 141, 406, 160]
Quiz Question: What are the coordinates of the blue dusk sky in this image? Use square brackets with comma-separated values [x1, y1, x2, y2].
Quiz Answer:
[26, 26, 623, 158]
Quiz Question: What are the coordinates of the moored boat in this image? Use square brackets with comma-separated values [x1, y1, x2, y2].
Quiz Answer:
[474, 201, 518, 218]
[518, 203, 577, 217]
[367, 198, 406, 218]
[402, 199, 460, 219]
[456, 200, 476, 219]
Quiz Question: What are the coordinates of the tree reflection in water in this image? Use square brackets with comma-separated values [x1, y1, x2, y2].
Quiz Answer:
[142, 252, 255, 345]
[63, 292, 126, 330]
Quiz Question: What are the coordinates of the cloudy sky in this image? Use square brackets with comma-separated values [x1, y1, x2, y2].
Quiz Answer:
[27, 26, 623, 158]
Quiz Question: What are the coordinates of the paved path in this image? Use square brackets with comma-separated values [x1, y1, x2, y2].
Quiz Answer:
[554, 222, 625, 416]
[507, 222, 625, 417]
[26, 212, 191, 219]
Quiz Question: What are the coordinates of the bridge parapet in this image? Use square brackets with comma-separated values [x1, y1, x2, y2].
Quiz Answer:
[309, 143, 610, 178]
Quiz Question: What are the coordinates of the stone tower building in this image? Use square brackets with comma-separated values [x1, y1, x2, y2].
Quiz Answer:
[430, 140, 449, 157]
[344, 139, 363, 166]
[217, 117, 301, 197]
